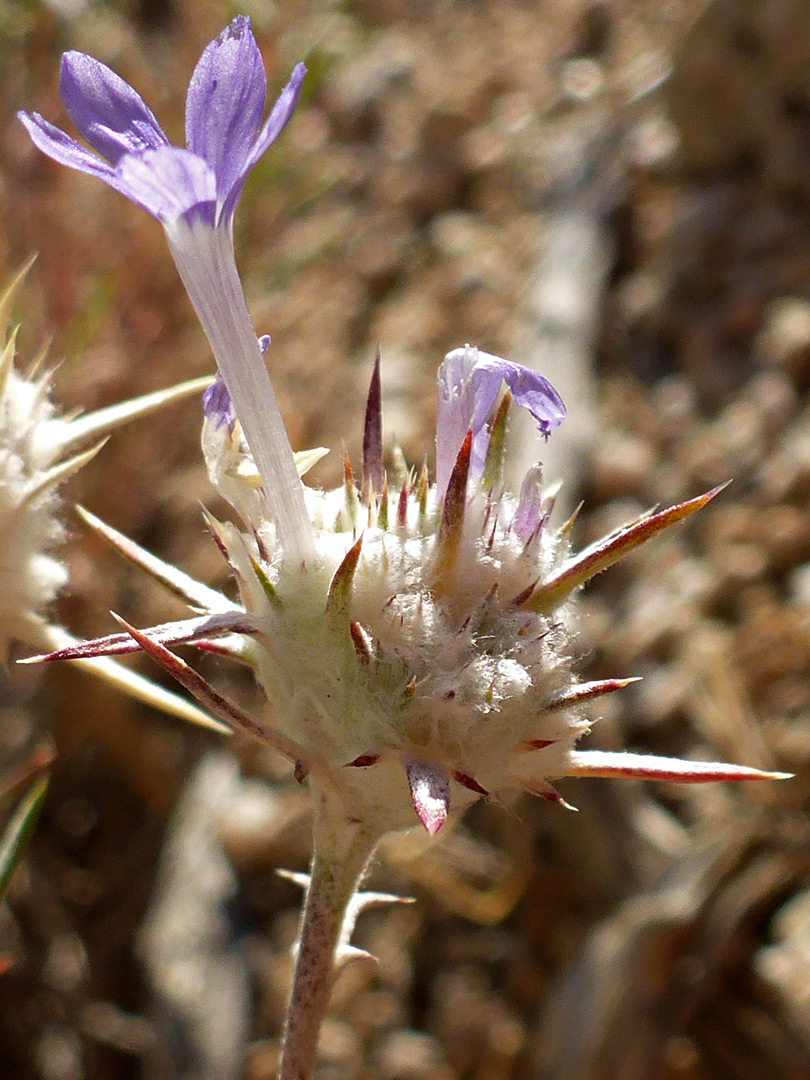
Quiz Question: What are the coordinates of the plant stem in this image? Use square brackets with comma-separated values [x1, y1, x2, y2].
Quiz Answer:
[279, 800, 378, 1080]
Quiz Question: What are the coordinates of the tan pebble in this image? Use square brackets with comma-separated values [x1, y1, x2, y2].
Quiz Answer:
[635, 666, 693, 726]
[216, 782, 307, 871]
[652, 376, 698, 436]
[243, 1041, 280, 1080]
[756, 504, 810, 566]
[701, 503, 753, 550]
[755, 297, 810, 382]
[589, 432, 657, 500]
[560, 58, 604, 101]
[759, 675, 810, 717]
[789, 563, 810, 607]
[711, 540, 769, 584]
[373, 1029, 448, 1080]
[758, 426, 810, 499]
[317, 1019, 363, 1069]
[744, 370, 798, 434]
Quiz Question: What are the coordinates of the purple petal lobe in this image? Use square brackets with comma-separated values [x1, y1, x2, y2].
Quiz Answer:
[473, 353, 565, 439]
[404, 759, 450, 835]
[222, 61, 306, 221]
[185, 16, 266, 207]
[116, 146, 216, 223]
[60, 52, 168, 164]
[436, 346, 566, 498]
[202, 373, 234, 430]
[18, 111, 118, 183]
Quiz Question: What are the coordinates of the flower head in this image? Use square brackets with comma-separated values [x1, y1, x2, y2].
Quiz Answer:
[36, 348, 788, 838]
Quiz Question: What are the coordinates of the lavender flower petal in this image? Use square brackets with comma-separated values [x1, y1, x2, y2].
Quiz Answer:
[116, 147, 216, 224]
[18, 112, 120, 184]
[185, 16, 266, 207]
[60, 52, 168, 164]
[228, 62, 306, 220]
[165, 215, 314, 559]
[19, 21, 314, 562]
[203, 373, 234, 430]
[436, 347, 477, 500]
[20, 17, 304, 233]
[436, 346, 566, 499]
[472, 354, 566, 441]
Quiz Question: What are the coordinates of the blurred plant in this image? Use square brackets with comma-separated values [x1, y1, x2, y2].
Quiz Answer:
[19, 16, 789, 1080]
[0, 261, 218, 948]
[0, 261, 215, 727]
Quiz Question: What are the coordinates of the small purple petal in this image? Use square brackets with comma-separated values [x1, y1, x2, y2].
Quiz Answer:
[202, 373, 234, 430]
[185, 16, 266, 209]
[60, 51, 168, 164]
[18, 111, 119, 184]
[222, 61, 306, 221]
[436, 346, 566, 499]
[472, 354, 566, 441]
[258, 334, 271, 354]
[115, 146, 216, 223]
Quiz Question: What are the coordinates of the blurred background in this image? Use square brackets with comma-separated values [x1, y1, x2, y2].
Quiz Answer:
[0, 0, 808, 1077]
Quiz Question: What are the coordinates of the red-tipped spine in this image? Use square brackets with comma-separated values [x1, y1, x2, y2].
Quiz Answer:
[432, 430, 472, 595]
[362, 347, 384, 499]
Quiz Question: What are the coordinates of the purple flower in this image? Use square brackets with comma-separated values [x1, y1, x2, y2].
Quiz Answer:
[19, 18, 314, 561]
[19, 17, 305, 229]
[436, 346, 566, 499]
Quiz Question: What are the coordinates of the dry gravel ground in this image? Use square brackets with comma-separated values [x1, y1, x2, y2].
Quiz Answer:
[1, 1, 809, 1078]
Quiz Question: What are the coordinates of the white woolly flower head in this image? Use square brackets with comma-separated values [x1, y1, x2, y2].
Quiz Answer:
[0, 367, 64, 656]
[207, 438, 576, 833]
[0, 265, 91, 657]
[35, 348, 784, 840]
[192, 349, 778, 838]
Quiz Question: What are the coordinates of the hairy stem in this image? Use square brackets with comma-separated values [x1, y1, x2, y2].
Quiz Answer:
[279, 799, 378, 1080]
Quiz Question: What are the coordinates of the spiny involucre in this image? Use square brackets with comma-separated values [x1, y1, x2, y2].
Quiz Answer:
[21, 16, 788, 845]
[199, 349, 794, 837]
[34, 344, 789, 840]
